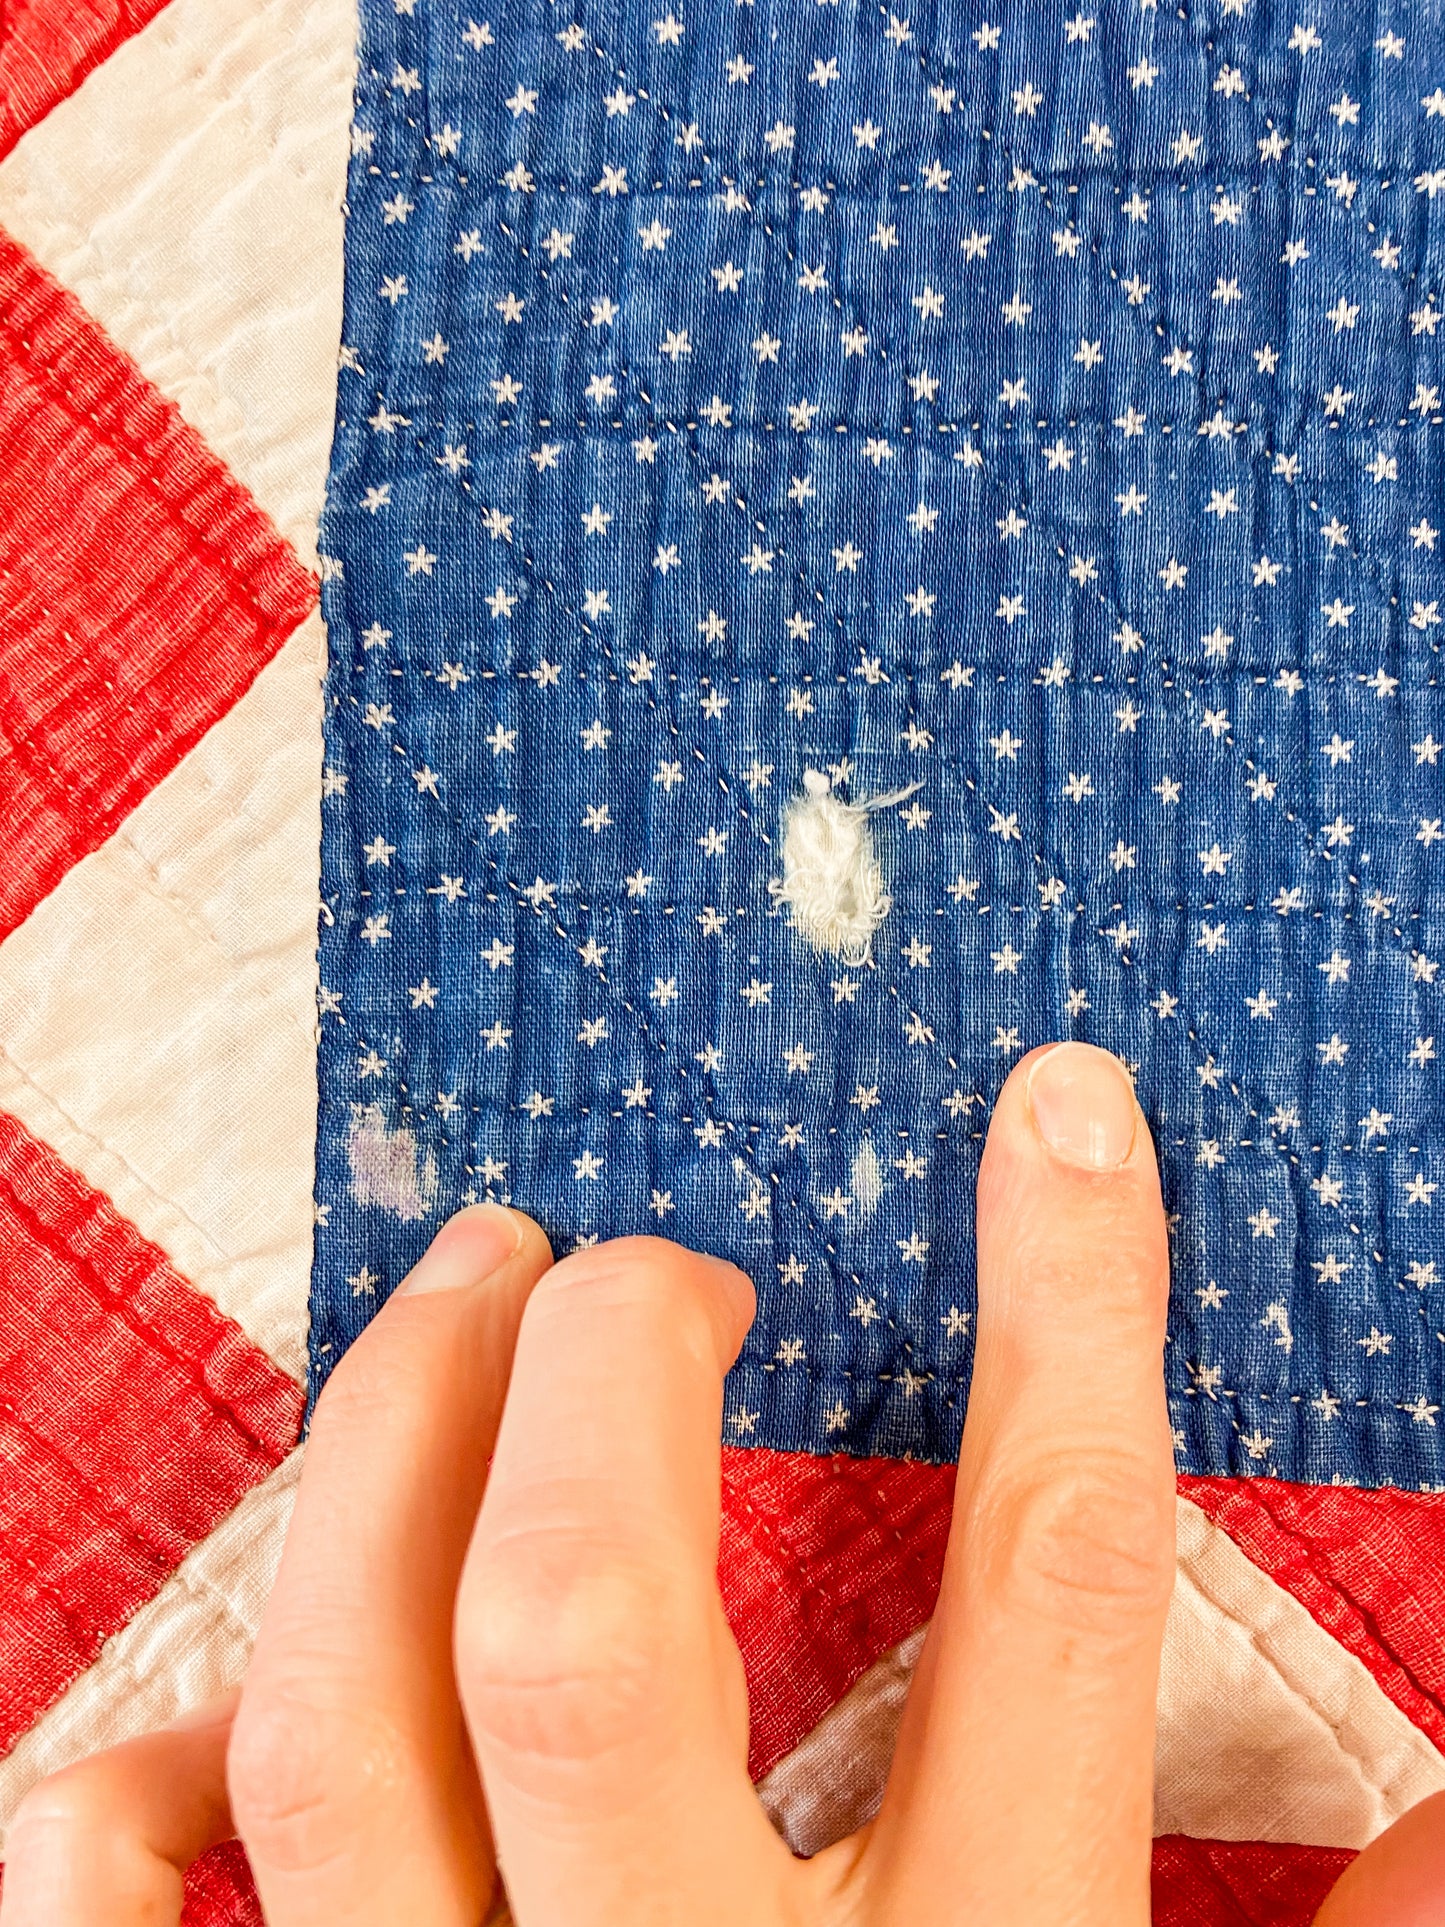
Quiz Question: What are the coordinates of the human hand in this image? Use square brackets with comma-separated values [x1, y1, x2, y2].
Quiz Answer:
[3, 1042, 1441, 1925]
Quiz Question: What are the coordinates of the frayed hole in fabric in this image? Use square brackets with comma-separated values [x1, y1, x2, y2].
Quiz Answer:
[774, 770, 920, 963]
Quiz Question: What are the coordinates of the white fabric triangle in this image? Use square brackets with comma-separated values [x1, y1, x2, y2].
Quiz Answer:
[760, 1494, 1445, 1855]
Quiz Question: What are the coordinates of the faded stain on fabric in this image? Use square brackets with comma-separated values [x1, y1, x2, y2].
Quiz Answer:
[347, 1104, 438, 1221]
[850, 1140, 883, 1219]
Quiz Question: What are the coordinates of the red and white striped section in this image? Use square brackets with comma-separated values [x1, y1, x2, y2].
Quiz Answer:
[0, 0, 351, 1911]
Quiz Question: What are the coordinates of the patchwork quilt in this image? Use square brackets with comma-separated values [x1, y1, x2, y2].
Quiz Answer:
[0, 0, 1444, 1920]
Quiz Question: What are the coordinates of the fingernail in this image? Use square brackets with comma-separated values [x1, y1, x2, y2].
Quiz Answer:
[1026, 1042, 1138, 1172]
[397, 1202, 525, 1294]
[699, 1251, 759, 1327]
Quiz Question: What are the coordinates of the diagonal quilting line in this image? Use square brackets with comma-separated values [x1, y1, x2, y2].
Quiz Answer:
[340, 338, 1074, 1039]
[372, 6, 726, 184]
[331, 15, 1445, 1441]
[325, 715, 1418, 1424]
[831, 162, 1444, 973]
[646, 430, 1129, 994]
[628, 301, 1440, 994]
[1137, 667, 1437, 994]
[969, 131, 1439, 613]
[979, 140, 1445, 735]
[342, 335, 1431, 1269]
[324, 615, 1406, 1427]
[458, 0, 1436, 458]
[338, 369, 1087, 1034]
[348, 323, 1437, 1282]
[1022, 151, 1434, 424]
[1011, 153, 1442, 611]
[323, 690, 1000, 1400]
[848, 5, 1443, 626]
[1068, 873, 1434, 1282]
[1153, 0, 1442, 217]
[1141, 658, 1440, 988]
[904, 0, 1426, 266]
[396, 141, 1418, 466]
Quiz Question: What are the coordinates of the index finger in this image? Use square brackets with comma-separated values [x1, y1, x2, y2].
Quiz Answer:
[862, 1042, 1174, 1926]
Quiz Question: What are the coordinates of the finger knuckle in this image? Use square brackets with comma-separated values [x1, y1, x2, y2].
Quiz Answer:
[311, 1338, 432, 1437]
[8, 1764, 114, 1865]
[459, 1524, 687, 1765]
[228, 1683, 411, 1875]
[529, 1238, 722, 1359]
[978, 1457, 1175, 1635]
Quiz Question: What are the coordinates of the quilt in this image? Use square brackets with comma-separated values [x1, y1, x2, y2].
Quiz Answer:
[0, 0, 1442, 1920]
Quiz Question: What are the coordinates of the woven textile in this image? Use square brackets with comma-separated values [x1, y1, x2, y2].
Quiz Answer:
[0, 0, 346, 1911]
[314, 0, 1444, 1486]
[0, 232, 317, 943]
[0, 1, 1442, 1920]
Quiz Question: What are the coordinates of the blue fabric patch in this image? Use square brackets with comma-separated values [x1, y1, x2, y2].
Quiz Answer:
[312, 0, 1445, 1485]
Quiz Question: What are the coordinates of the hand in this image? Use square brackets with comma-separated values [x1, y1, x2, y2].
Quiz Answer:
[3, 1043, 1440, 1925]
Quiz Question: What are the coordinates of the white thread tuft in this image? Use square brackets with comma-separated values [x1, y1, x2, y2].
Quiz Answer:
[774, 770, 919, 962]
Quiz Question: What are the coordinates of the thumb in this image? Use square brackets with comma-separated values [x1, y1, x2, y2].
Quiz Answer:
[1314, 1792, 1445, 1925]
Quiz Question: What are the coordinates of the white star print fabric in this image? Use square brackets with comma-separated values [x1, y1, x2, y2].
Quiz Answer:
[312, 0, 1444, 1488]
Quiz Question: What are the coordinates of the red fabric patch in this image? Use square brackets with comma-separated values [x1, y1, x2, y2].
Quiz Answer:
[1151, 1836, 1353, 1926]
[719, 1447, 954, 1780]
[0, 1112, 304, 1756]
[0, 0, 174, 161]
[1183, 1477, 1445, 1755]
[0, 1444, 1366, 1923]
[0, 230, 316, 942]
[712, 1455, 1393, 1926]
[186, 1839, 1351, 1926]
[0, 1838, 1349, 1925]
[180, 1842, 264, 1927]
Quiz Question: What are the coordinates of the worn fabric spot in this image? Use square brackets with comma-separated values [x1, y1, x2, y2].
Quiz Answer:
[346, 1105, 437, 1223]
[776, 772, 894, 963]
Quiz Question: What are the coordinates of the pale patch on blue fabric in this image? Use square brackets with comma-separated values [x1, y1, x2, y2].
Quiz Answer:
[311, 0, 1445, 1485]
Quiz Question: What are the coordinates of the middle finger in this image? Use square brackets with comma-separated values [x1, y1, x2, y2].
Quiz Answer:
[455, 1236, 798, 1927]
